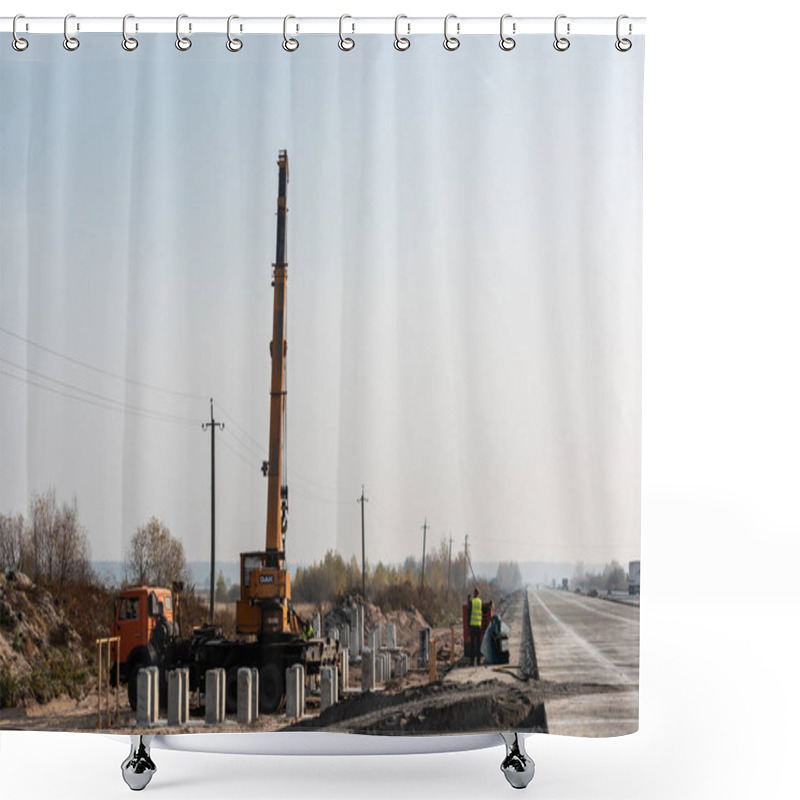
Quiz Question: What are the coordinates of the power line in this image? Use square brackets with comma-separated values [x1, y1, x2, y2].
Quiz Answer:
[0, 325, 206, 401]
[0, 367, 198, 428]
[213, 400, 268, 454]
[0, 357, 201, 426]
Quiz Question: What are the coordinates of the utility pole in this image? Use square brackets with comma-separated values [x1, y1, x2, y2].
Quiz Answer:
[202, 398, 224, 624]
[448, 536, 453, 588]
[420, 519, 428, 589]
[357, 485, 368, 598]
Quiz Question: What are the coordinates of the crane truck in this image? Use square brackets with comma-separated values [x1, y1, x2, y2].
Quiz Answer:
[110, 151, 338, 714]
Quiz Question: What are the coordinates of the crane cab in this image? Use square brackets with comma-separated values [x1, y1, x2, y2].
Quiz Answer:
[236, 551, 292, 636]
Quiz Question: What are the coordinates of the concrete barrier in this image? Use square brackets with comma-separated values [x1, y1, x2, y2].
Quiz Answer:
[250, 667, 259, 722]
[136, 668, 152, 726]
[419, 627, 431, 666]
[205, 668, 226, 725]
[285, 663, 305, 719]
[341, 647, 349, 690]
[376, 653, 384, 683]
[167, 669, 186, 726]
[237, 667, 253, 725]
[312, 612, 322, 638]
[320, 667, 334, 712]
[386, 623, 396, 650]
[362, 647, 375, 692]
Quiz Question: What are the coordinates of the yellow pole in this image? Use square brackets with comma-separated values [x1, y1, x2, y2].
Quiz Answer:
[105, 640, 111, 727]
[115, 638, 120, 723]
[96, 640, 101, 729]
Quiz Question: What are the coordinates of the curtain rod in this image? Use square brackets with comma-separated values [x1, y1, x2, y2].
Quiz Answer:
[1, 16, 646, 36]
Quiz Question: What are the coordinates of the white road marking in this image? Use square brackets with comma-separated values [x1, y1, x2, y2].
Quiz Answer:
[530, 590, 636, 686]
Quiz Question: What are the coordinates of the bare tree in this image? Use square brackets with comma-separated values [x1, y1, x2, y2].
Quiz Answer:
[125, 517, 190, 587]
[0, 513, 25, 572]
[22, 490, 91, 584]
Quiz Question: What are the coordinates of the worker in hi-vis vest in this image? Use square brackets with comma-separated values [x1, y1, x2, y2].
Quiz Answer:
[468, 587, 483, 666]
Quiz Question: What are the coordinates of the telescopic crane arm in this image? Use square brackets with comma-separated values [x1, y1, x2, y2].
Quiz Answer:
[236, 150, 294, 637]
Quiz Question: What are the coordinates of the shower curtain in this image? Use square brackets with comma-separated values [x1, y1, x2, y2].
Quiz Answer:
[0, 24, 643, 738]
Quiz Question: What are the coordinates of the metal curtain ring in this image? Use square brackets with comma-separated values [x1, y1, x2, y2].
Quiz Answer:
[394, 15, 410, 51]
[176, 14, 192, 50]
[227, 15, 243, 51]
[283, 15, 299, 51]
[443, 14, 460, 51]
[12, 14, 28, 51]
[63, 13, 79, 51]
[122, 14, 138, 51]
[338, 14, 355, 51]
[553, 14, 570, 51]
[499, 14, 516, 51]
[615, 14, 632, 51]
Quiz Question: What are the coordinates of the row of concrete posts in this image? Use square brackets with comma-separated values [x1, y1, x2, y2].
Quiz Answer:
[136, 666, 260, 727]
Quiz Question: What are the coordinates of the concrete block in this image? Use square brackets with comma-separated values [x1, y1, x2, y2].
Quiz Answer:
[312, 612, 321, 638]
[320, 667, 334, 712]
[205, 668, 226, 725]
[331, 627, 339, 642]
[376, 653, 384, 683]
[374, 622, 382, 650]
[237, 667, 253, 725]
[167, 669, 182, 726]
[362, 647, 375, 692]
[386, 623, 396, 650]
[419, 627, 431, 666]
[384, 653, 391, 681]
[332, 659, 339, 702]
[146, 666, 159, 724]
[341, 647, 349, 690]
[251, 667, 259, 722]
[285, 663, 305, 719]
[136, 668, 152, 726]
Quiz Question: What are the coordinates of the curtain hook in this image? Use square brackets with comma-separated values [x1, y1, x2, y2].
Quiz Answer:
[122, 14, 138, 51]
[283, 15, 299, 51]
[615, 15, 632, 51]
[394, 14, 410, 51]
[12, 15, 29, 51]
[553, 14, 570, 51]
[443, 13, 460, 51]
[338, 14, 355, 51]
[226, 15, 243, 51]
[63, 13, 80, 51]
[499, 14, 516, 51]
[175, 14, 192, 50]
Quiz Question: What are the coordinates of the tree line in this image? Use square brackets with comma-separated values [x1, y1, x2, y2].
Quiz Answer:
[0, 489, 91, 586]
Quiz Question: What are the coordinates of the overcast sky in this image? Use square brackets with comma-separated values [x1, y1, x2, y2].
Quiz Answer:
[0, 33, 643, 570]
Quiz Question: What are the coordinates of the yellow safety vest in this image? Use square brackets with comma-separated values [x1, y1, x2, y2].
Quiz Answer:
[470, 597, 482, 627]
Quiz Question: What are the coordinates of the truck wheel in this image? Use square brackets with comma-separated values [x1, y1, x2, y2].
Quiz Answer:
[259, 663, 284, 714]
[126, 648, 153, 710]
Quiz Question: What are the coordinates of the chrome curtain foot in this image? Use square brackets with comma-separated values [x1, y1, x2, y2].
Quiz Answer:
[500, 732, 535, 790]
[121, 735, 157, 791]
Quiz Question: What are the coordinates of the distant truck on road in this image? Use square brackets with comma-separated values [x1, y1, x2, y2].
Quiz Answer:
[628, 560, 641, 595]
[562, 578, 569, 591]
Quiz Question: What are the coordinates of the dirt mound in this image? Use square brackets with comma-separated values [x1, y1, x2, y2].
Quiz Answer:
[286, 679, 547, 735]
[325, 595, 429, 653]
[0, 571, 89, 708]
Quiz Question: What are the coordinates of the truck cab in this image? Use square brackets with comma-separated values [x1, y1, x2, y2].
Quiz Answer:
[112, 586, 174, 680]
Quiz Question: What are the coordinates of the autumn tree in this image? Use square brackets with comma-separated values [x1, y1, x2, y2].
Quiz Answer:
[0, 513, 25, 572]
[21, 490, 91, 584]
[125, 517, 189, 587]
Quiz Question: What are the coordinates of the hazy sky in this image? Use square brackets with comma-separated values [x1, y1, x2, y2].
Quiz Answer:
[1, 34, 644, 569]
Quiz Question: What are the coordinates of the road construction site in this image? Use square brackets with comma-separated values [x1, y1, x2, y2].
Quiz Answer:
[1, 584, 638, 737]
